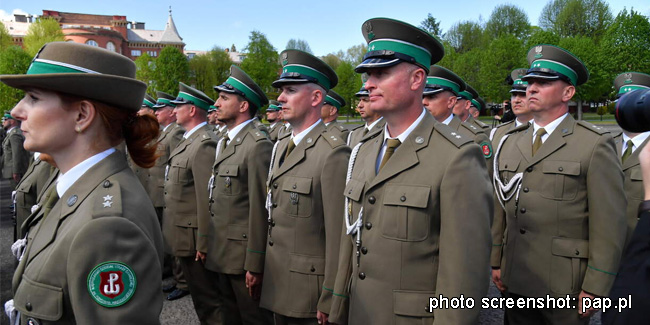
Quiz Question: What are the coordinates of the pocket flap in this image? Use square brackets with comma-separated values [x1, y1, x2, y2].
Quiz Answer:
[383, 185, 430, 208]
[171, 157, 189, 168]
[631, 168, 643, 181]
[542, 161, 580, 176]
[16, 181, 31, 193]
[226, 224, 248, 241]
[14, 276, 63, 321]
[174, 214, 198, 228]
[289, 254, 325, 275]
[219, 164, 239, 177]
[393, 290, 436, 317]
[499, 159, 520, 172]
[551, 237, 589, 258]
[282, 176, 312, 195]
[343, 179, 365, 202]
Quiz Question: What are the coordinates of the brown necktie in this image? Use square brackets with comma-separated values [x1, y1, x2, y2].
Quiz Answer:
[379, 139, 401, 171]
[220, 134, 229, 153]
[532, 128, 547, 156]
[42, 187, 59, 220]
[622, 140, 634, 163]
[362, 128, 369, 137]
[284, 139, 296, 161]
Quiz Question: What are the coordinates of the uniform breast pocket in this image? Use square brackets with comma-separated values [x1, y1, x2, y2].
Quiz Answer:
[498, 159, 520, 183]
[540, 161, 581, 200]
[629, 168, 644, 200]
[218, 164, 240, 196]
[380, 184, 431, 242]
[282, 176, 312, 217]
[170, 157, 189, 184]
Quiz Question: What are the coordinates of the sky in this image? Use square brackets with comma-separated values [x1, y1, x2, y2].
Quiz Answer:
[2, 0, 649, 57]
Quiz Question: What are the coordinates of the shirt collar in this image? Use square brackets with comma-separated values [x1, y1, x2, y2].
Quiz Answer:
[366, 117, 383, 130]
[7, 126, 17, 133]
[56, 148, 115, 197]
[292, 119, 322, 146]
[162, 123, 173, 132]
[227, 119, 254, 142]
[440, 114, 454, 125]
[532, 113, 568, 138]
[515, 119, 527, 127]
[184, 122, 207, 139]
[383, 109, 427, 144]
[622, 131, 650, 153]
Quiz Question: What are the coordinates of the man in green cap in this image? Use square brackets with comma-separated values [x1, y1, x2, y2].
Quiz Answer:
[260, 49, 350, 325]
[469, 97, 485, 119]
[204, 65, 273, 324]
[266, 100, 283, 142]
[329, 18, 491, 325]
[207, 105, 219, 130]
[455, 83, 491, 131]
[163, 82, 222, 323]
[322, 89, 350, 142]
[347, 85, 384, 148]
[612, 72, 650, 248]
[2, 111, 29, 188]
[492, 45, 626, 324]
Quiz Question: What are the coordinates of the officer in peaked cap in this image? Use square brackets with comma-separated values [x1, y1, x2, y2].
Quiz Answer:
[492, 44, 625, 324]
[611, 72, 650, 248]
[329, 18, 491, 325]
[322, 89, 350, 142]
[453, 82, 478, 122]
[261, 48, 350, 325]
[463, 85, 491, 131]
[143, 93, 156, 109]
[347, 84, 384, 148]
[1, 110, 28, 188]
[164, 81, 222, 323]
[266, 100, 282, 142]
[206, 65, 273, 324]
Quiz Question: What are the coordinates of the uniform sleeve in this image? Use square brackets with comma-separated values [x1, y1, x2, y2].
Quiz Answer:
[67, 217, 162, 324]
[317, 145, 351, 313]
[582, 134, 627, 296]
[10, 134, 29, 175]
[327, 217, 354, 324]
[193, 139, 217, 253]
[435, 143, 492, 325]
[491, 196, 506, 267]
[244, 140, 273, 273]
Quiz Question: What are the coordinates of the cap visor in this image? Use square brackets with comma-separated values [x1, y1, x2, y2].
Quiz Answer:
[521, 72, 560, 82]
[354, 58, 401, 73]
[271, 78, 312, 89]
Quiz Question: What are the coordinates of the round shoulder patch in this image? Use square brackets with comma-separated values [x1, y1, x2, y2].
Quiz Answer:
[480, 141, 493, 159]
[87, 261, 137, 308]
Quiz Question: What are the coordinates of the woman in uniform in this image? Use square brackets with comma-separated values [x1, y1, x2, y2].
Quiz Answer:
[1, 41, 164, 324]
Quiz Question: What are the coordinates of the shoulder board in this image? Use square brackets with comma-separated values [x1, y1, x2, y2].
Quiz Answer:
[475, 119, 490, 128]
[495, 120, 515, 129]
[92, 178, 123, 218]
[506, 123, 530, 135]
[435, 123, 473, 148]
[350, 124, 364, 131]
[335, 125, 347, 132]
[460, 122, 485, 135]
[278, 130, 291, 141]
[322, 131, 347, 148]
[249, 128, 270, 141]
[577, 120, 608, 135]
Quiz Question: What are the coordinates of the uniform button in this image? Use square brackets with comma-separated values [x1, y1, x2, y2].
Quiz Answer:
[273, 183, 278, 189]
[361, 247, 368, 254]
[164, 206, 167, 209]
[188, 221, 192, 225]
[520, 208, 526, 214]
[359, 272, 366, 280]
[25, 302, 32, 311]
[103, 180, 111, 188]
[527, 167, 533, 172]
[271, 220, 276, 227]
[368, 196, 376, 204]
[523, 187, 529, 193]
[292, 184, 297, 189]
[520, 228, 526, 234]
[400, 196, 406, 202]
[210, 213, 214, 217]
[269, 240, 274, 246]
[164, 192, 167, 195]
[272, 203, 278, 208]
[365, 222, 372, 230]
[242, 234, 247, 239]
[575, 250, 580, 256]
[504, 164, 508, 169]
[209, 199, 214, 203]
[558, 167, 563, 172]
[310, 266, 316, 272]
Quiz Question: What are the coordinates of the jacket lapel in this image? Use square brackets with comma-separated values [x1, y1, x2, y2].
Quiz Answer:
[215, 123, 254, 166]
[272, 123, 324, 180]
[526, 115, 574, 167]
[623, 136, 650, 170]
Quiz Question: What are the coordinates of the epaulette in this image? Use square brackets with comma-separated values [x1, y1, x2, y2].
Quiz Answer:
[435, 123, 473, 148]
[92, 178, 123, 218]
[577, 120, 608, 135]
[334, 124, 347, 132]
[249, 128, 269, 141]
[278, 130, 291, 141]
[460, 122, 486, 135]
[505, 122, 530, 135]
[475, 119, 490, 128]
[350, 124, 364, 131]
[322, 131, 347, 148]
[494, 120, 514, 130]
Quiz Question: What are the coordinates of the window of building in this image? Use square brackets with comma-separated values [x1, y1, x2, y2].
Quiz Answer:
[106, 41, 116, 52]
[85, 40, 98, 47]
[131, 50, 142, 57]
[147, 51, 158, 57]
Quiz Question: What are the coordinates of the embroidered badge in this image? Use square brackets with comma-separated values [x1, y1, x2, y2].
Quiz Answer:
[365, 21, 374, 40]
[481, 141, 493, 159]
[87, 262, 137, 308]
[534, 46, 543, 59]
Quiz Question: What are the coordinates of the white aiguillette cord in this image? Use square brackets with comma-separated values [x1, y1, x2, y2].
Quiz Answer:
[208, 137, 225, 198]
[265, 141, 281, 222]
[492, 133, 524, 210]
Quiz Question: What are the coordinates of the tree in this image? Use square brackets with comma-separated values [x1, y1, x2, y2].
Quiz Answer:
[539, 0, 612, 40]
[444, 21, 485, 53]
[525, 27, 561, 48]
[0, 46, 31, 111]
[539, 0, 569, 31]
[485, 4, 531, 39]
[241, 31, 280, 98]
[420, 13, 443, 37]
[189, 46, 232, 95]
[343, 44, 367, 64]
[321, 53, 341, 71]
[23, 18, 65, 56]
[334, 61, 362, 117]
[135, 53, 157, 96]
[479, 34, 527, 102]
[558, 36, 608, 103]
[154, 46, 189, 96]
[285, 39, 313, 54]
[231, 44, 237, 52]
[0, 23, 14, 51]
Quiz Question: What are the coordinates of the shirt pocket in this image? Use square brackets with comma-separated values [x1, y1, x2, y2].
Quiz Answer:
[217, 164, 240, 196]
[282, 176, 313, 217]
[629, 168, 644, 200]
[540, 161, 581, 200]
[380, 184, 431, 242]
[14, 275, 63, 321]
[170, 157, 189, 184]
[550, 237, 589, 294]
[498, 159, 520, 183]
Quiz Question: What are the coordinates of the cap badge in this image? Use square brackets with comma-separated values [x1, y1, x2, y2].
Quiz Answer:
[365, 22, 375, 40]
[282, 52, 289, 66]
[534, 46, 543, 59]
[624, 73, 633, 84]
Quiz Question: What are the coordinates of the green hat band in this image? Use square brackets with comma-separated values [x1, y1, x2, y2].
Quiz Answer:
[26, 58, 101, 75]
[143, 98, 155, 108]
[225, 76, 262, 109]
[458, 90, 472, 100]
[325, 95, 343, 109]
[426, 76, 461, 93]
[530, 59, 578, 86]
[282, 64, 331, 90]
[156, 98, 175, 107]
[368, 39, 431, 70]
[177, 91, 211, 111]
[513, 79, 528, 86]
[268, 104, 280, 111]
[618, 84, 650, 96]
[3, 113, 12, 119]
[470, 99, 482, 110]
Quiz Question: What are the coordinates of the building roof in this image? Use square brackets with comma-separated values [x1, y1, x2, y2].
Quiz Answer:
[160, 10, 182, 44]
[1, 21, 30, 37]
[127, 9, 183, 45]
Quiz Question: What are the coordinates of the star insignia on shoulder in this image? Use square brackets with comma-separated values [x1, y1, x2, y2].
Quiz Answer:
[103, 195, 113, 201]
[103, 201, 113, 208]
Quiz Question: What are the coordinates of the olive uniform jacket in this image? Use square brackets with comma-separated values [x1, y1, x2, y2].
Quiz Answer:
[347, 119, 386, 149]
[326, 121, 350, 143]
[329, 113, 492, 325]
[205, 122, 272, 275]
[162, 124, 218, 257]
[14, 157, 55, 239]
[149, 123, 185, 209]
[268, 122, 282, 143]
[260, 122, 350, 318]
[613, 133, 649, 248]
[448, 116, 493, 177]
[12, 151, 164, 324]
[493, 115, 626, 298]
[466, 115, 491, 132]
[2, 127, 29, 180]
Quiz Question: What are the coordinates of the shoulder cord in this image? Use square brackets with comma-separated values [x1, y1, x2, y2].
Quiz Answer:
[345, 142, 365, 255]
[208, 137, 225, 199]
[492, 133, 524, 210]
[265, 140, 281, 222]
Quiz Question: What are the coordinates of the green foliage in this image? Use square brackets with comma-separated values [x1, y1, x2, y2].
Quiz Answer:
[420, 13, 443, 37]
[241, 31, 280, 99]
[539, 0, 569, 31]
[558, 36, 608, 102]
[540, 0, 612, 40]
[479, 35, 528, 102]
[321, 53, 341, 71]
[525, 27, 561, 48]
[134, 53, 157, 96]
[154, 46, 190, 96]
[285, 39, 312, 54]
[0, 23, 14, 51]
[0, 46, 31, 111]
[23, 18, 65, 56]
[189, 47, 232, 96]
[334, 61, 362, 116]
[485, 4, 531, 39]
[444, 21, 485, 53]
[596, 104, 607, 120]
